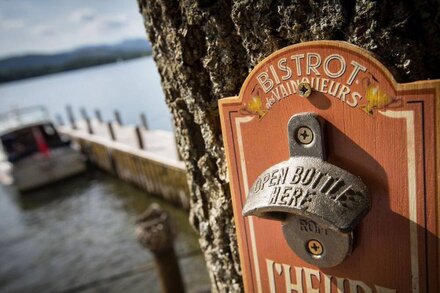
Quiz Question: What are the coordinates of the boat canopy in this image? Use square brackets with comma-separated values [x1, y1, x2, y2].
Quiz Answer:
[0, 106, 51, 136]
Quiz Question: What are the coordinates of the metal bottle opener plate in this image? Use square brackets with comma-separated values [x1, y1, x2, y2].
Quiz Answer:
[243, 113, 371, 267]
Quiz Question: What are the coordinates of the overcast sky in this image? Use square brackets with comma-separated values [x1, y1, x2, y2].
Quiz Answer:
[0, 0, 147, 58]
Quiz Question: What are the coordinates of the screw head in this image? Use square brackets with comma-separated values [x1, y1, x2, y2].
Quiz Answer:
[306, 239, 323, 256]
[296, 126, 313, 144]
[298, 82, 312, 98]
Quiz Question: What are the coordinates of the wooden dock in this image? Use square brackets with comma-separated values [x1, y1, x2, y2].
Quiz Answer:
[58, 119, 190, 210]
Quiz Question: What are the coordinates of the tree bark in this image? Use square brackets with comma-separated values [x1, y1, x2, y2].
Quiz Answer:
[136, 1, 440, 292]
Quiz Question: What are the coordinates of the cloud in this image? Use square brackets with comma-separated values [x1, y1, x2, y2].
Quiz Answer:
[32, 25, 56, 37]
[0, 1, 147, 57]
[69, 8, 96, 23]
[0, 18, 25, 30]
[99, 14, 129, 30]
[69, 11, 129, 33]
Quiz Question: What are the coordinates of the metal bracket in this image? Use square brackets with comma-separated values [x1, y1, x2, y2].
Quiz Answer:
[243, 113, 371, 267]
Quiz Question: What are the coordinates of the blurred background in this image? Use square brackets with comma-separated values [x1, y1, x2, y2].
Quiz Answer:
[0, 0, 172, 130]
[0, 1, 209, 292]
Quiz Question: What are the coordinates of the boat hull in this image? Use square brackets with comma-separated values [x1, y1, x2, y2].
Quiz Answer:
[12, 147, 86, 191]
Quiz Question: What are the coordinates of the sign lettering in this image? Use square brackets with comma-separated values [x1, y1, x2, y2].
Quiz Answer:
[253, 165, 364, 211]
[257, 53, 367, 111]
[266, 259, 396, 293]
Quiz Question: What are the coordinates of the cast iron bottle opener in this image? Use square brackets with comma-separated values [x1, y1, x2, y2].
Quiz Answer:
[243, 113, 371, 267]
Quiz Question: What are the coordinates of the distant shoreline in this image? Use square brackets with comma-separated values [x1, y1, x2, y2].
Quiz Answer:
[0, 52, 151, 84]
[0, 38, 153, 84]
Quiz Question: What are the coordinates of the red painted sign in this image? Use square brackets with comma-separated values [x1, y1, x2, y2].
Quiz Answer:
[219, 41, 440, 292]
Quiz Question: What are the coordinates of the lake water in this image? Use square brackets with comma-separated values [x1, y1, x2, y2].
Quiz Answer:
[0, 171, 210, 293]
[0, 57, 173, 131]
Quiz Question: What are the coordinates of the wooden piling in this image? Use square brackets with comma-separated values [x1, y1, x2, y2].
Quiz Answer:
[66, 105, 77, 130]
[94, 109, 103, 123]
[107, 122, 116, 141]
[80, 108, 93, 135]
[55, 114, 64, 126]
[114, 110, 122, 125]
[140, 113, 149, 130]
[135, 126, 145, 150]
[136, 204, 185, 293]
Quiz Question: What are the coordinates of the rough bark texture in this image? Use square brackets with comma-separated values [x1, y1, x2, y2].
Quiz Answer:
[136, 1, 440, 292]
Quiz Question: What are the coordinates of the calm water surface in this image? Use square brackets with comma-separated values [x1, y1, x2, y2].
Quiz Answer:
[0, 171, 209, 293]
[0, 57, 172, 131]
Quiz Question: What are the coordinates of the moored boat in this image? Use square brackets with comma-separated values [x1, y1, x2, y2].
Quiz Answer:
[0, 106, 86, 191]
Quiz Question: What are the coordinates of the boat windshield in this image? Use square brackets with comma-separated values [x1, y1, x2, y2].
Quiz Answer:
[0, 106, 50, 135]
[0, 122, 70, 163]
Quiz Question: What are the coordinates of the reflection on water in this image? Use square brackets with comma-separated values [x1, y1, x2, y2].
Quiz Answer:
[0, 171, 209, 293]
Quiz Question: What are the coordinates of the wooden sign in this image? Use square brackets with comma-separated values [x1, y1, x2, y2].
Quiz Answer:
[219, 41, 439, 292]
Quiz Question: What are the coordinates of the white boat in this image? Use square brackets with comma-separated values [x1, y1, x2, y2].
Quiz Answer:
[0, 106, 86, 191]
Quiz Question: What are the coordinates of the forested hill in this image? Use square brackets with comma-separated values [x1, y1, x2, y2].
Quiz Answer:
[0, 39, 152, 83]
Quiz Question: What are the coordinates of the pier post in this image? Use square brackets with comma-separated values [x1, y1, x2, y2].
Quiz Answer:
[136, 204, 185, 293]
[135, 126, 145, 150]
[94, 109, 103, 123]
[55, 114, 64, 126]
[140, 113, 149, 130]
[80, 108, 94, 135]
[114, 110, 123, 126]
[107, 122, 116, 141]
[66, 105, 77, 130]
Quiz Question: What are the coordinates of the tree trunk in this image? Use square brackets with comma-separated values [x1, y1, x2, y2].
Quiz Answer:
[136, 1, 440, 291]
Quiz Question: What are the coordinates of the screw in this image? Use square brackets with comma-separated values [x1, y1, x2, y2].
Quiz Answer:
[306, 239, 323, 256]
[296, 126, 313, 144]
[298, 82, 312, 98]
